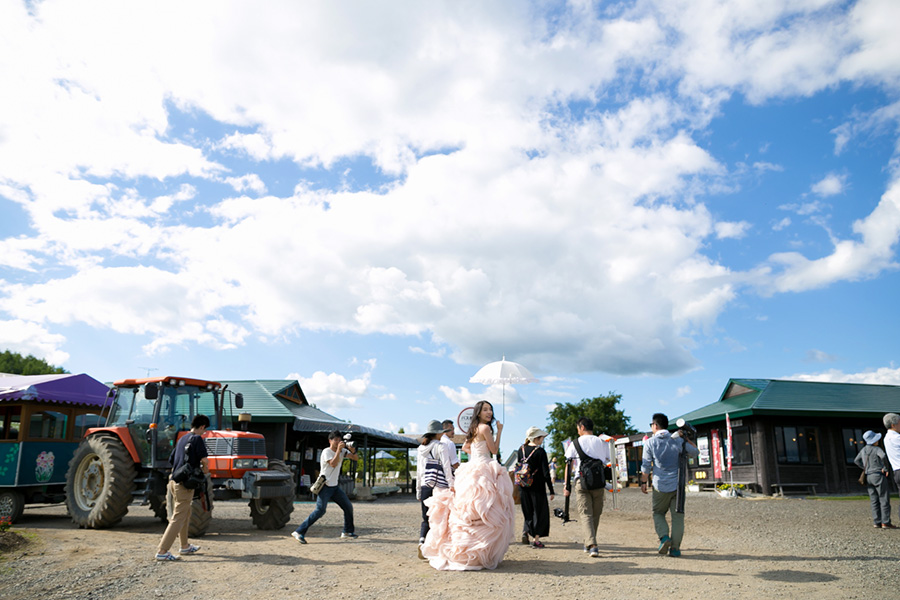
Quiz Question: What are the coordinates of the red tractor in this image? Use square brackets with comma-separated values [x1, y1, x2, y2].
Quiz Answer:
[65, 376, 294, 534]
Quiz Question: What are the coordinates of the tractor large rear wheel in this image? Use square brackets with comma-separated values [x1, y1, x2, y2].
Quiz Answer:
[149, 493, 168, 523]
[190, 483, 213, 537]
[249, 459, 294, 530]
[65, 434, 136, 528]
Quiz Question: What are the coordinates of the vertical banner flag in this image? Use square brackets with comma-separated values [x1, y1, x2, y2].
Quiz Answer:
[726, 413, 733, 472]
[711, 429, 723, 479]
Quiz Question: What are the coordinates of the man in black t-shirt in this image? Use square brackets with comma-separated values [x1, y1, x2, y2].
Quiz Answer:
[155, 414, 210, 561]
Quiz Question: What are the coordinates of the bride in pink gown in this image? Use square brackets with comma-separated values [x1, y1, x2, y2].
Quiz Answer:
[421, 400, 515, 570]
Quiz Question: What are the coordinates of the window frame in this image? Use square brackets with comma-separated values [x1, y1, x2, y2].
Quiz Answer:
[774, 425, 822, 465]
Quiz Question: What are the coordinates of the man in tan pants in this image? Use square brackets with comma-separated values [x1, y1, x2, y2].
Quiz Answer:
[155, 415, 210, 561]
[563, 417, 611, 558]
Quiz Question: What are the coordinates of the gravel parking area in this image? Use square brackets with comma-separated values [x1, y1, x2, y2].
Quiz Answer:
[1, 488, 899, 599]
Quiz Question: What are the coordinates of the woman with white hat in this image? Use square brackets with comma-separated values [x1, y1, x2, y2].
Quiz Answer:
[854, 430, 894, 529]
[516, 426, 555, 548]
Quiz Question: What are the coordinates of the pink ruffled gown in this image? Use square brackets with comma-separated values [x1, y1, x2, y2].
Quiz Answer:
[421, 439, 516, 570]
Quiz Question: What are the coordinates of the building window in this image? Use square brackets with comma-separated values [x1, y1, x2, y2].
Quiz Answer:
[28, 410, 68, 440]
[842, 428, 866, 464]
[729, 426, 753, 465]
[1, 406, 22, 440]
[775, 426, 821, 464]
[74, 412, 105, 439]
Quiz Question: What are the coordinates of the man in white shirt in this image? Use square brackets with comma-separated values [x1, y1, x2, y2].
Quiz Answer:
[563, 417, 611, 558]
[883, 413, 900, 522]
[291, 430, 359, 544]
[441, 419, 460, 472]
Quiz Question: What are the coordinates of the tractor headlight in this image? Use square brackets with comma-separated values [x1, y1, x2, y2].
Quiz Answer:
[234, 458, 268, 469]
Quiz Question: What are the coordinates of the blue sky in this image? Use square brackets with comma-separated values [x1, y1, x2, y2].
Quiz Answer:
[2, 0, 900, 457]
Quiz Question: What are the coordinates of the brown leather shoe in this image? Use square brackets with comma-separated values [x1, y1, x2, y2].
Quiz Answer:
[882, 523, 897, 529]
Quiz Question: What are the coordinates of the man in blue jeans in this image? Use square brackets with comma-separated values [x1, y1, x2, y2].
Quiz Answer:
[292, 430, 359, 543]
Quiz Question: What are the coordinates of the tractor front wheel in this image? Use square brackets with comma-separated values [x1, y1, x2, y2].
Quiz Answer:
[249, 459, 294, 530]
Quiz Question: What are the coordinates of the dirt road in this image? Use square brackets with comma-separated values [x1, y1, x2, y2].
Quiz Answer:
[1, 489, 898, 599]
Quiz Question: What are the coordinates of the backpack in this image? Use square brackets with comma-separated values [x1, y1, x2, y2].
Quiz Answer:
[573, 437, 610, 491]
[514, 445, 539, 487]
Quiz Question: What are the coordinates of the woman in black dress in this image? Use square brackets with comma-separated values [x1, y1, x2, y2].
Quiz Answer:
[517, 426, 555, 548]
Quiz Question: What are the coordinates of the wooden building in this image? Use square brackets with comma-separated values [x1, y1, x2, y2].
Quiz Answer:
[675, 379, 900, 495]
[220, 380, 416, 496]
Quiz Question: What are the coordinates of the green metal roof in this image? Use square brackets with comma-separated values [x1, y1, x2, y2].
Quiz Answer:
[221, 380, 309, 422]
[677, 378, 900, 425]
[220, 380, 416, 447]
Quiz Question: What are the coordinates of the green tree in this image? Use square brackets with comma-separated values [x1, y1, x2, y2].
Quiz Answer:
[0, 350, 67, 375]
[545, 393, 638, 466]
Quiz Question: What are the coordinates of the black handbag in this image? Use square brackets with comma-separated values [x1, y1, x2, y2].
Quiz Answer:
[172, 461, 206, 489]
[171, 436, 206, 489]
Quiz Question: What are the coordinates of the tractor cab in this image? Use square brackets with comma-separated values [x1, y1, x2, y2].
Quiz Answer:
[104, 377, 242, 469]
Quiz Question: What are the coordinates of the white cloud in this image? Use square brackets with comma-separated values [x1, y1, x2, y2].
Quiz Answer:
[786, 366, 900, 386]
[804, 349, 839, 363]
[1, 0, 900, 384]
[753, 161, 783, 173]
[0, 319, 69, 366]
[224, 174, 267, 195]
[758, 178, 900, 293]
[714, 221, 751, 239]
[289, 369, 372, 412]
[772, 217, 791, 231]
[811, 173, 846, 197]
[676, 386, 691, 397]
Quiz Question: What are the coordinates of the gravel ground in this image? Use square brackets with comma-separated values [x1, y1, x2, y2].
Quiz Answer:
[2, 488, 899, 600]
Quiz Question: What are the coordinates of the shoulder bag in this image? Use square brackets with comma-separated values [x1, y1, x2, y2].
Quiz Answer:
[171, 436, 207, 490]
[310, 474, 327, 495]
[573, 438, 610, 491]
[858, 449, 868, 486]
[422, 443, 448, 488]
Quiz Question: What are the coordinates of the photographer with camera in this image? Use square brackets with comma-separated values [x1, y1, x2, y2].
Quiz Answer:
[640, 413, 699, 558]
[291, 430, 359, 544]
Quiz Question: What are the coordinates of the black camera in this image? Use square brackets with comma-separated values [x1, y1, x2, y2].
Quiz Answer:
[673, 418, 696, 440]
[553, 507, 572, 523]
[342, 433, 356, 450]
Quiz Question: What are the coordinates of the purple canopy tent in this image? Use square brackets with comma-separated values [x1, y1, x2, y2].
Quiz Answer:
[0, 373, 109, 406]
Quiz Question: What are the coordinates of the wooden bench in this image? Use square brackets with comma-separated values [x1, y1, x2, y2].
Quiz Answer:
[771, 482, 817, 497]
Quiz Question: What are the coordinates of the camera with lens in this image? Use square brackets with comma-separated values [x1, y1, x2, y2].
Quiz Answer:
[672, 418, 696, 440]
[553, 507, 567, 520]
[342, 433, 356, 450]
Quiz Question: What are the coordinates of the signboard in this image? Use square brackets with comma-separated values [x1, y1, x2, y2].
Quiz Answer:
[710, 429, 723, 479]
[725, 413, 733, 472]
[457, 407, 474, 434]
[697, 436, 710, 465]
[615, 445, 627, 480]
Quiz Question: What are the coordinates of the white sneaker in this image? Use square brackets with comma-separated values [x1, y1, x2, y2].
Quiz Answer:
[589, 546, 600, 558]
[291, 532, 306, 544]
[340, 532, 358, 539]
